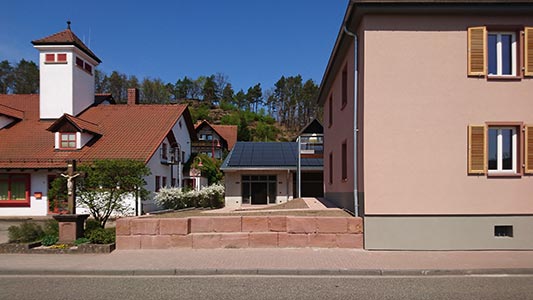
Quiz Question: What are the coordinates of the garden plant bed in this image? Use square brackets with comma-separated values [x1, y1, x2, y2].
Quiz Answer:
[0, 241, 115, 254]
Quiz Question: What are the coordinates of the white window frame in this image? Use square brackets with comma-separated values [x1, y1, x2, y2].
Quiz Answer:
[488, 32, 517, 76]
[488, 127, 517, 174]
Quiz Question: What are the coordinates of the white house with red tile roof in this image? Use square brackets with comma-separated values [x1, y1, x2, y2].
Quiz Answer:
[0, 24, 196, 216]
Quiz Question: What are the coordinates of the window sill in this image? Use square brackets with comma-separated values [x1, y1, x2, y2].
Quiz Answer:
[44, 61, 68, 65]
[487, 75, 521, 81]
[0, 201, 31, 207]
[487, 172, 522, 178]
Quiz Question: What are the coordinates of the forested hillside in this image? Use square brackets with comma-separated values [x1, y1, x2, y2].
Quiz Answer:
[0, 59, 323, 141]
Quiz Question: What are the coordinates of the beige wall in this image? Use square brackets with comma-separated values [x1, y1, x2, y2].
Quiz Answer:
[361, 15, 533, 215]
[224, 170, 293, 208]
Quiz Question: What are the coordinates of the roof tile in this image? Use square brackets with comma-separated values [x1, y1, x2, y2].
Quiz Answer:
[0, 95, 190, 168]
[32, 29, 101, 63]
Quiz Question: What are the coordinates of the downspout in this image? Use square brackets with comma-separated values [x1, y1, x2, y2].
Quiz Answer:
[343, 25, 359, 217]
[287, 169, 290, 201]
[297, 136, 301, 198]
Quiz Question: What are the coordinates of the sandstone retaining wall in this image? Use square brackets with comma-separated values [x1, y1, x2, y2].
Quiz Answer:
[116, 216, 363, 249]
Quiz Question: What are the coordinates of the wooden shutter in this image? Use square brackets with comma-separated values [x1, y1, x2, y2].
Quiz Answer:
[525, 125, 533, 174]
[468, 125, 486, 174]
[525, 27, 533, 77]
[467, 26, 487, 76]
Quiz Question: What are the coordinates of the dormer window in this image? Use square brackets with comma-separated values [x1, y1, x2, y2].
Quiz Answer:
[60, 133, 77, 149]
[48, 114, 102, 150]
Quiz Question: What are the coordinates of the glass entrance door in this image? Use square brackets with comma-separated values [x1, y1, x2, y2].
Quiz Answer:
[242, 175, 277, 205]
[251, 182, 267, 204]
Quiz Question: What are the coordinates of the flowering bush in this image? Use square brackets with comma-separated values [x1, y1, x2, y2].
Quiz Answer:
[155, 184, 225, 210]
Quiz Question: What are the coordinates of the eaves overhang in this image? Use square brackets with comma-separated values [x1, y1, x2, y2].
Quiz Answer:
[317, 0, 533, 106]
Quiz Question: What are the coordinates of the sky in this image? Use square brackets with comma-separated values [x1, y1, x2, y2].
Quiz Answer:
[1, 0, 348, 92]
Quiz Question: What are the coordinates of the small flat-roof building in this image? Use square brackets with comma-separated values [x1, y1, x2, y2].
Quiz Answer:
[221, 120, 324, 208]
[221, 142, 323, 208]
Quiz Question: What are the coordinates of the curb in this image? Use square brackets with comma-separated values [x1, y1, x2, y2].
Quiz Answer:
[1, 268, 533, 276]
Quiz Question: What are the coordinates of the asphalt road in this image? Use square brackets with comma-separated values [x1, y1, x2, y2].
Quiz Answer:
[1, 275, 532, 300]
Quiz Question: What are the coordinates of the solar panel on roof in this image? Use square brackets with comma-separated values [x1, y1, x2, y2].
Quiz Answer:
[224, 142, 323, 168]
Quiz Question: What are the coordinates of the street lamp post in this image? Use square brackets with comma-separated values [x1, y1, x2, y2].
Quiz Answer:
[211, 138, 220, 159]
[171, 143, 182, 189]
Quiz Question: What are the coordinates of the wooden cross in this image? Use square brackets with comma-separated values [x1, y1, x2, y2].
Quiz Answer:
[61, 160, 80, 214]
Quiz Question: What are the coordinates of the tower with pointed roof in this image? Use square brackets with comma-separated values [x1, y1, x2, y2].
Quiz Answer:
[32, 22, 101, 119]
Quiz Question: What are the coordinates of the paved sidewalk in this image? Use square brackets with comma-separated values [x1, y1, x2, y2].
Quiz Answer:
[1, 248, 533, 276]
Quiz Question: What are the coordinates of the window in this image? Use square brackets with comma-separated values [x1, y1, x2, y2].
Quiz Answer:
[0, 174, 30, 207]
[342, 141, 347, 181]
[468, 124, 532, 175]
[84, 62, 92, 74]
[207, 134, 213, 141]
[60, 133, 77, 149]
[162, 143, 168, 159]
[487, 32, 516, 76]
[182, 151, 186, 163]
[329, 152, 333, 184]
[341, 64, 348, 109]
[328, 95, 333, 128]
[468, 26, 533, 77]
[57, 53, 67, 62]
[76, 57, 84, 68]
[155, 176, 161, 192]
[45, 54, 55, 62]
[171, 178, 176, 187]
[200, 134, 206, 140]
[162, 176, 167, 188]
[488, 127, 517, 173]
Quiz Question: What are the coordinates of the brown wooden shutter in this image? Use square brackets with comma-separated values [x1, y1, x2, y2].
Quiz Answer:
[525, 27, 533, 77]
[525, 125, 533, 174]
[468, 125, 486, 174]
[467, 26, 487, 76]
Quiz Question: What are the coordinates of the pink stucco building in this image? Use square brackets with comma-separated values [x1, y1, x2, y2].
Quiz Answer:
[318, 0, 533, 249]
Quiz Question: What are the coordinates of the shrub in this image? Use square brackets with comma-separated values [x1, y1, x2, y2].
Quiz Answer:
[86, 227, 116, 244]
[8, 222, 44, 243]
[155, 184, 224, 210]
[196, 184, 225, 208]
[43, 219, 59, 237]
[74, 237, 90, 245]
[85, 218, 102, 233]
[41, 235, 59, 246]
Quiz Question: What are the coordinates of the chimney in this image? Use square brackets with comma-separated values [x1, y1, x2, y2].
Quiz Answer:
[127, 88, 140, 105]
